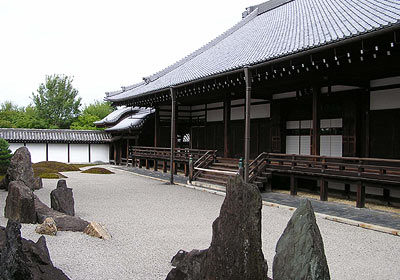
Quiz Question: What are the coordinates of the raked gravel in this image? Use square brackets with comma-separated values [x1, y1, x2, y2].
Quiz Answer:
[1, 166, 399, 280]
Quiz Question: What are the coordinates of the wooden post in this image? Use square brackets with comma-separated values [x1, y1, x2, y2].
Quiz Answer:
[88, 143, 91, 163]
[67, 143, 70, 163]
[320, 178, 328, 201]
[312, 87, 320, 155]
[138, 159, 142, 168]
[223, 96, 231, 158]
[145, 159, 149, 169]
[126, 139, 130, 166]
[364, 88, 370, 157]
[118, 142, 122, 165]
[344, 183, 351, 199]
[189, 155, 193, 183]
[356, 181, 366, 208]
[244, 67, 252, 183]
[170, 88, 176, 184]
[154, 160, 158, 171]
[154, 106, 160, 147]
[46, 143, 48, 161]
[113, 143, 117, 165]
[163, 160, 167, 173]
[290, 175, 297, 195]
[383, 189, 391, 206]
[184, 163, 188, 177]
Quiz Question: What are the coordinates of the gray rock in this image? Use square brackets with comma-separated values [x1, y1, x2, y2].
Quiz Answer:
[0, 220, 70, 280]
[166, 175, 268, 280]
[2, 147, 42, 191]
[35, 195, 89, 232]
[273, 199, 330, 280]
[50, 179, 75, 216]
[4, 181, 37, 224]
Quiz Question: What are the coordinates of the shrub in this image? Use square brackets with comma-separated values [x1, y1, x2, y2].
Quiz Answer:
[81, 167, 114, 174]
[0, 138, 12, 174]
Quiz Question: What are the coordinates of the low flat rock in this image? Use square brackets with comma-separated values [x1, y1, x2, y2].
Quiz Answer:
[83, 222, 112, 240]
[0, 220, 70, 280]
[4, 181, 37, 224]
[273, 199, 330, 280]
[2, 147, 42, 191]
[35, 196, 89, 232]
[35, 217, 58, 236]
[50, 179, 75, 216]
[166, 175, 268, 280]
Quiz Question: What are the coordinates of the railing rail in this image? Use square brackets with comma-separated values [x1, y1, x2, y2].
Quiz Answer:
[249, 152, 400, 185]
[129, 146, 212, 163]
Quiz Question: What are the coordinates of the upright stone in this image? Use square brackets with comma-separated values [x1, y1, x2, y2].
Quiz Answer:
[4, 181, 37, 224]
[0, 220, 70, 280]
[273, 199, 330, 280]
[2, 147, 42, 191]
[166, 175, 268, 280]
[50, 179, 75, 216]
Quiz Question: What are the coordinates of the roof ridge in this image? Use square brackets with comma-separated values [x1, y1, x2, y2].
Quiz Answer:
[0, 128, 108, 133]
[141, 8, 260, 84]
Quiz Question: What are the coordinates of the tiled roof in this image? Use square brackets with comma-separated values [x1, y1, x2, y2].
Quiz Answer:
[107, 0, 400, 102]
[105, 108, 155, 132]
[0, 128, 112, 144]
[94, 106, 137, 126]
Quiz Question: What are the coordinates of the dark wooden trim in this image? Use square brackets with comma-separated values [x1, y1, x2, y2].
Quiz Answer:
[370, 83, 400, 92]
[67, 143, 70, 163]
[170, 88, 176, 184]
[88, 143, 91, 163]
[244, 67, 252, 183]
[290, 174, 297, 195]
[154, 106, 159, 147]
[224, 96, 231, 157]
[356, 182, 366, 208]
[46, 143, 48, 161]
[320, 177, 328, 201]
[312, 86, 320, 155]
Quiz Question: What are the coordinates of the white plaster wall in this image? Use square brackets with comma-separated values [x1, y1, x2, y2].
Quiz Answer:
[207, 109, 223, 122]
[370, 76, 400, 87]
[272, 91, 296, 100]
[70, 144, 89, 163]
[231, 106, 244, 120]
[48, 144, 68, 162]
[207, 102, 223, 109]
[250, 103, 270, 119]
[90, 144, 109, 163]
[370, 88, 400, 110]
[231, 99, 244, 105]
[25, 143, 46, 163]
[9, 143, 24, 153]
[286, 136, 299, 154]
[300, 136, 311, 155]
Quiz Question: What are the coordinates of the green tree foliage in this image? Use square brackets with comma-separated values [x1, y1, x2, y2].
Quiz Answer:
[31, 74, 82, 129]
[70, 100, 113, 130]
[0, 101, 48, 129]
[0, 138, 12, 174]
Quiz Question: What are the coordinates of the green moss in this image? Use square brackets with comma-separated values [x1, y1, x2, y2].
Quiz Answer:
[69, 163, 98, 169]
[0, 174, 5, 181]
[33, 161, 80, 172]
[39, 173, 65, 179]
[81, 167, 114, 174]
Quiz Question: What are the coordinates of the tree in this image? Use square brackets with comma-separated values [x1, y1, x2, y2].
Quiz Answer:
[0, 138, 12, 174]
[31, 74, 82, 129]
[0, 101, 24, 128]
[70, 100, 113, 130]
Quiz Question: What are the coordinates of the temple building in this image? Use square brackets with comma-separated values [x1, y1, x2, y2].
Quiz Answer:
[99, 0, 400, 207]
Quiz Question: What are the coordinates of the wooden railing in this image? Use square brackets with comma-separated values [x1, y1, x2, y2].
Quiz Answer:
[261, 153, 400, 185]
[129, 146, 211, 163]
[192, 150, 217, 180]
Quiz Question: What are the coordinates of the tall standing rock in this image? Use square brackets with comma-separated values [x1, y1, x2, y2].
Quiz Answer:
[50, 179, 75, 216]
[4, 181, 37, 224]
[273, 199, 330, 280]
[166, 175, 268, 280]
[2, 147, 42, 191]
[0, 220, 70, 280]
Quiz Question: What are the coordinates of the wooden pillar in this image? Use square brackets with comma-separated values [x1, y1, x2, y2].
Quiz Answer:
[113, 143, 117, 164]
[88, 143, 91, 163]
[356, 181, 366, 208]
[184, 163, 189, 177]
[138, 159, 142, 168]
[163, 161, 167, 173]
[154, 106, 160, 147]
[290, 175, 297, 195]
[319, 178, 328, 201]
[344, 183, 351, 199]
[154, 160, 158, 171]
[46, 143, 48, 161]
[223, 96, 231, 158]
[244, 67, 252, 183]
[170, 88, 176, 184]
[126, 139, 130, 166]
[118, 142, 122, 165]
[364, 88, 370, 157]
[67, 143, 70, 163]
[312, 87, 320, 155]
[145, 159, 149, 169]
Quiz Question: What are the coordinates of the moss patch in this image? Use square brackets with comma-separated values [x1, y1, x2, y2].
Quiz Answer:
[32, 161, 75, 179]
[81, 167, 114, 174]
[0, 174, 4, 181]
[70, 163, 98, 169]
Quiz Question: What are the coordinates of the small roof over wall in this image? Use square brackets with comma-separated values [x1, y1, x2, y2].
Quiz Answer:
[0, 128, 112, 144]
[105, 108, 155, 132]
[94, 106, 137, 126]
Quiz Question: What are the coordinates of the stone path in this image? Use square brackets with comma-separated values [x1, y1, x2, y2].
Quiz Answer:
[115, 166, 400, 231]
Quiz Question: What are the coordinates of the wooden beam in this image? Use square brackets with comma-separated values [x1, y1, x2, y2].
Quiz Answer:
[223, 95, 231, 158]
[356, 182, 366, 208]
[170, 88, 176, 184]
[312, 86, 320, 155]
[154, 106, 159, 147]
[320, 178, 328, 201]
[244, 67, 252, 183]
[290, 175, 297, 195]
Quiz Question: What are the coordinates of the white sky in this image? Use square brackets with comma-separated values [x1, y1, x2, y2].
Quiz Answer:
[0, 0, 257, 108]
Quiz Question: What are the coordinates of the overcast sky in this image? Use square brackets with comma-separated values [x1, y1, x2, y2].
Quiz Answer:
[0, 0, 257, 108]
